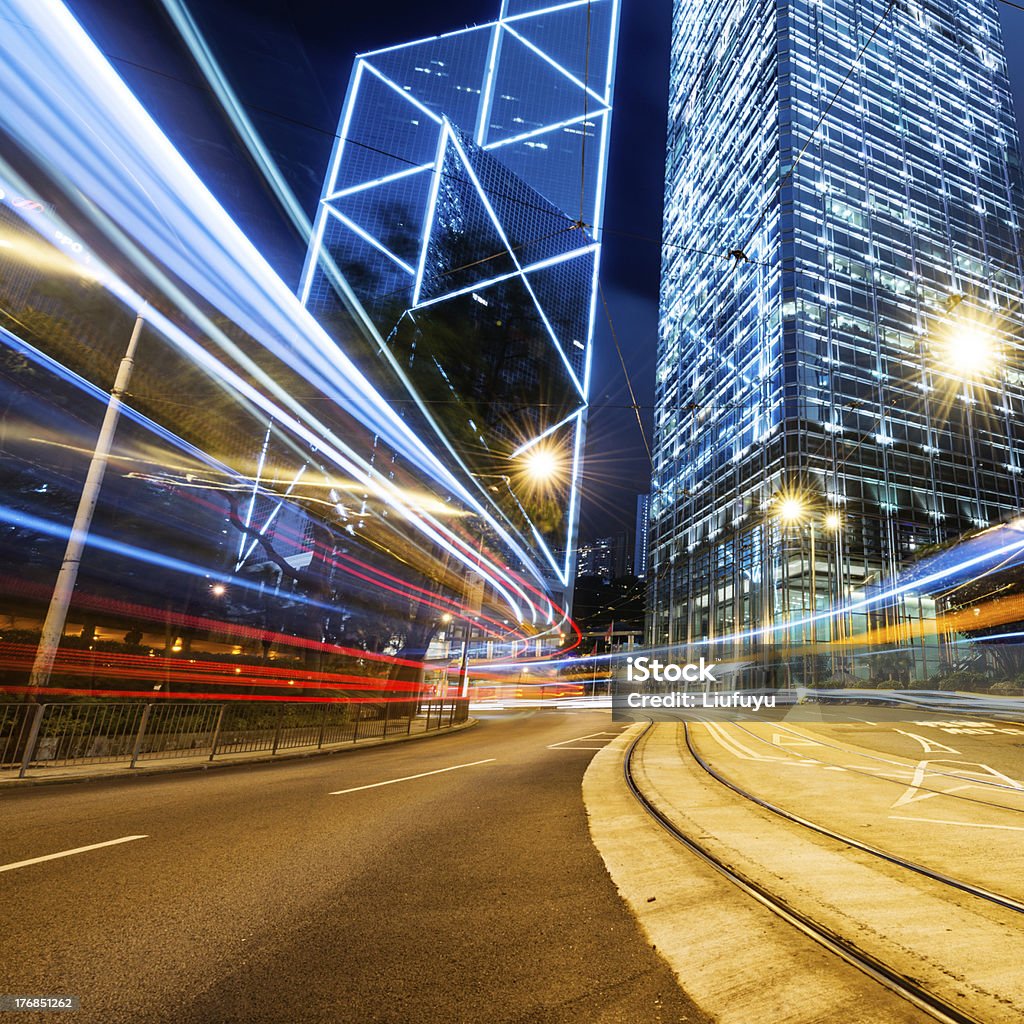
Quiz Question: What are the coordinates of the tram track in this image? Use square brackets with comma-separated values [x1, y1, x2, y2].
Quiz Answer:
[623, 721, 997, 1024]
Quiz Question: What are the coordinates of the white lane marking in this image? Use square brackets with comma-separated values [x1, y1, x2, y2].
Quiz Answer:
[548, 731, 620, 749]
[0, 835, 148, 874]
[889, 815, 1024, 832]
[771, 732, 820, 747]
[894, 730, 960, 754]
[329, 759, 494, 794]
[702, 721, 784, 761]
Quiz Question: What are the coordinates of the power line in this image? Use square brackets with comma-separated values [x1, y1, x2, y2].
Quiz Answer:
[597, 279, 652, 463]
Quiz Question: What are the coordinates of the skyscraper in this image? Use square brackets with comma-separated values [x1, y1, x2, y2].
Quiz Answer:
[652, 0, 1024, 659]
[300, 0, 620, 596]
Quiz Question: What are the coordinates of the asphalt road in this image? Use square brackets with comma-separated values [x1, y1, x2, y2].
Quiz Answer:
[0, 710, 708, 1024]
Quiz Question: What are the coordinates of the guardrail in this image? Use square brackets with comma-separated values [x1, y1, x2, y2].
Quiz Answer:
[0, 698, 470, 778]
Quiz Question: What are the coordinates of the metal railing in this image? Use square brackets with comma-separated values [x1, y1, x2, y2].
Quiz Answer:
[0, 698, 470, 778]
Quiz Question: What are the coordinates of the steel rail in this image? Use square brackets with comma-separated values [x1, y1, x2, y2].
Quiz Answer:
[623, 722, 986, 1024]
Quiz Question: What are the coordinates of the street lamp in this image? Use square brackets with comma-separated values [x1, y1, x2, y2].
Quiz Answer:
[938, 321, 999, 379]
[524, 447, 560, 483]
[777, 496, 808, 526]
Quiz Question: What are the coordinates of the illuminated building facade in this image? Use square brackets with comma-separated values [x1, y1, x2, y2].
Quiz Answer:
[651, 0, 1024, 660]
[633, 493, 649, 580]
[300, 0, 620, 594]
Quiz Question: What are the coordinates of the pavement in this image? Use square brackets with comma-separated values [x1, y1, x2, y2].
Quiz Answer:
[0, 715, 477, 788]
[0, 708, 708, 1024]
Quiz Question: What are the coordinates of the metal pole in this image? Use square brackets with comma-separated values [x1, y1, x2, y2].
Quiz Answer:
[29, 312, 146, 689]
[810, 524, 817, 644]
[271, 704, 284, 755]
[457, 627, 471, 699]
[17, 703, 45, 779]
[208, 706, 226, 761]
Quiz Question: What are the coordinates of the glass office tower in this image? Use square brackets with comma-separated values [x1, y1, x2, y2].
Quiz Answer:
[300, 0, 620, 592]
[651, 0, 1024, 661]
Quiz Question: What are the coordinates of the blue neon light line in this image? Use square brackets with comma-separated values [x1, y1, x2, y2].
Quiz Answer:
[360, 62, 444, 125]
[328, 162, 432, 201]
[159, 0, 315, 255]
[412, 121, 452, 307]
[444, 126, 586, 398]
[501, 23, 609, 108]
[707, 530, 1024, 648]
[357, 21, 491, 61]
[412, 243, 598, 312]
[299, 60, 364, 305]
[0, 323, 239, 485]
[510, 408, 586, 457]
[0, 503, 354, 619]
[476, 22, 502, 146]
[501, 0, 594, 26]
[483, 110, 607, 154]
[326, 207, 415, 275]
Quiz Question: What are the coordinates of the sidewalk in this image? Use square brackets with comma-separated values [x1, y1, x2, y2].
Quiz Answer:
[0, 716, 477, 788]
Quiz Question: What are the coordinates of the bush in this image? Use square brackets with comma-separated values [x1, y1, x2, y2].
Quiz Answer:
[989, 681, 1024, 696]
[929, 671, 991, 692]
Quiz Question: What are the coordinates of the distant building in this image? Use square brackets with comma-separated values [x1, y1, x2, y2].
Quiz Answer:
[633, 493, 649, 580]
[577, 534, 627, 582]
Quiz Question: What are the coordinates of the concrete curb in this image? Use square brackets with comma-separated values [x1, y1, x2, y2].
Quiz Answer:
[582, 723, 930, 1024]
[1, 718, 478, 789]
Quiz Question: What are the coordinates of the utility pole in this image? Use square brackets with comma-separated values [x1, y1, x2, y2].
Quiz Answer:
[28, 311, 146, 690]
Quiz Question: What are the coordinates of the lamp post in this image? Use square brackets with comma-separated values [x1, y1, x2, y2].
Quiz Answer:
[29, 310, 146, 690]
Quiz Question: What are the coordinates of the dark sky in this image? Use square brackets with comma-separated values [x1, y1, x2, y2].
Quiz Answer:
[69, 0, 1024, 548]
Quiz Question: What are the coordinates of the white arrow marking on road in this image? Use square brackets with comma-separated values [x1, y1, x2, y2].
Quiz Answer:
[329, 759, 495, 794]
[894, 730, 960, 754]
[891, 759, 1024, 808]
[0, 835, 148, 873]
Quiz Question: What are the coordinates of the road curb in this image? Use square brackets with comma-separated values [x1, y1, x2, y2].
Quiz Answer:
[1, 718, 479, 789]
[581, 723, 934, 1024]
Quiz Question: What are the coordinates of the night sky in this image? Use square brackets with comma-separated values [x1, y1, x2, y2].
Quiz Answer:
[70, 0, 1024, 546]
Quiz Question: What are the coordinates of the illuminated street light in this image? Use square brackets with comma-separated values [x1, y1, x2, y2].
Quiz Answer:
[776, 495, 807, 525]
[938, 321, 999, 378]
[211, 583, 226, 597]
[824, 512, 842, 531]
[524, 447, 560, 483]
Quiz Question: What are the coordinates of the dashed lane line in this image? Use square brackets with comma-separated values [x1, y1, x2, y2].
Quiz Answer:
[328, 759, 495, 794]
[0, 835, 148, 873]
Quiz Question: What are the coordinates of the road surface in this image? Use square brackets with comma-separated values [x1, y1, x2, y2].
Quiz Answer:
[0, 709, 707, 1024]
